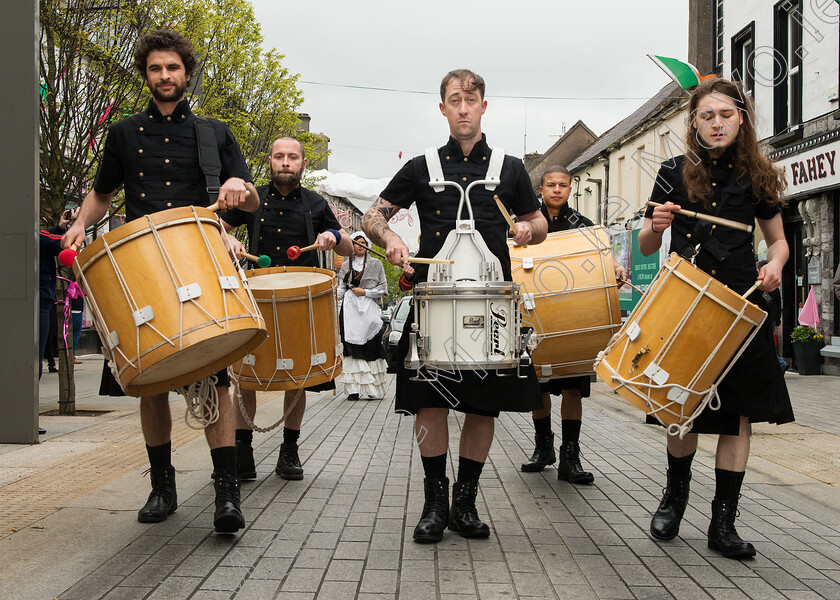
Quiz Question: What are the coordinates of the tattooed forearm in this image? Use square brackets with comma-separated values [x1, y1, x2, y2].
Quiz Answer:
[362, 197, 399, 246]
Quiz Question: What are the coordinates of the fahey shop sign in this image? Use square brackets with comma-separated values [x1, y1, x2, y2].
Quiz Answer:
[775, 139, 840, 198]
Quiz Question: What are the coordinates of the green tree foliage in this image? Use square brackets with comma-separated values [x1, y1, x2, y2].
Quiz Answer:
[372, 245, 412, 307]
[39, 0, 321, 226]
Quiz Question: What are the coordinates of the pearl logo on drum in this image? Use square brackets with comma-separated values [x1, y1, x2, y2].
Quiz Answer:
[489, 303, 508, 357]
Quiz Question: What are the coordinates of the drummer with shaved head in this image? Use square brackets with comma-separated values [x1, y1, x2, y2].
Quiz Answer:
[362, 68, 548, 543]
[63, 28, 258, 533]
[220, 135, 353, 483]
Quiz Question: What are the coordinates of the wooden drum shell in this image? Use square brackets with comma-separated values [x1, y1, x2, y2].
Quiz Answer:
[73, 206, 267, 396]
[232, 266, 343, 391]
[594, 253, 766, 429]
[509, 227, 622, 379]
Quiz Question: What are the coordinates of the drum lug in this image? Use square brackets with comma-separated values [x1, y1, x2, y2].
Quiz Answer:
[218, 275, 240, 290]
[310, 353, 327, 366]
[540, 364, 553, 377]
[666, 387, 690, 405]
[106, 330, 120, 349]
[627, 322, 641, 341]
[406, 330, 422, 370]
[522, 257, 534, 270]
[277, 358, 294, 370]
[335, 343, 343, 357]
[176, 283, 202, 302]
[522, 293, 535, 310]
[132, 305, 155, 326]
[643, 362, 670, 386]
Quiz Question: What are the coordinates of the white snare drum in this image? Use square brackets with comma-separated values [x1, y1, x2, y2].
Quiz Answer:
[412, 281, 522, 370]
[406, 178, 528, 373]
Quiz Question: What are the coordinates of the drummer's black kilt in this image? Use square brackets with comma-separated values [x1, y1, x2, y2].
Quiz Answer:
[98, 359, 233, 397]
[539, 375, 591, 398]
[395, 308, 543, 417]
[646, 291, 794, 435]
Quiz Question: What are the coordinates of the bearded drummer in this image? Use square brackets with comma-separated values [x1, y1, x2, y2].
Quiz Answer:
[520, 166, 625, 483]
[639, 78, 793, 559]
[221, 136, 353, 482]
[362, 69, 548, 543]
[62, 30, 258, 533]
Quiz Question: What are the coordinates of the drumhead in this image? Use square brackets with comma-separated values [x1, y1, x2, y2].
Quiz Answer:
[248, 271, 332, 290]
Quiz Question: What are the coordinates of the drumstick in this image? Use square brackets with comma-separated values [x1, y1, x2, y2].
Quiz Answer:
[494, 195, 527, 247]
[206, 189, 251, 213]
[58, 244, 79, 267]
[646, 201, 754, 233]
[351, 238, 453, 264]
[242, 252, 271, 268]
[740, 279, 763, 299]
[617, 279, 645, 295]
[286, 242, 319, 261]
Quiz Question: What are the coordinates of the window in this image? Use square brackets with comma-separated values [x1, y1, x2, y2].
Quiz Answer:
[713, 0, 725, 74]
[774, 0, 804, 135]
[731, 22, 756, 95]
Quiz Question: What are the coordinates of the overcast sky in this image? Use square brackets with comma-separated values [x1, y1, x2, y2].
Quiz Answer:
[251, 0, 689, 180]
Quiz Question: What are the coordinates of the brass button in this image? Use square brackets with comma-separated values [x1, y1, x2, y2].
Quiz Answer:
[139, 127, 144, 132]
[140, 193, 146, 198]
[166, 202, 172, 207]
[164, 138, 170, 142]
[264, 202, 268, 206]
[277, 228, 281, 232]
[166, 116, 171, 121]
[445, 156, 450, 160]
[165, 181, 171, 186]
[435, 231, 440, 237]
[259, 236, 263, 240]
[260, 218, 265, 222]
[686, 233, 692, 239]
[711, 269, 717, 275]
[712, 202, 717, 207]
[276, 247, 280, 251]
[148, 114, 153, 118]
[461, 177, 467, 182]
[279, 211, 284, 216]
[729, 164, 734, 168]
[165, 159, 170, 164]
[463, 157, 468, 162]
[712, 224, 717, 230]
[139, 172, 144, 177]
[711, 182, 717, 187]
[483, 156, 487, 161]
[435, 210, 440, 215]
[712, 160, 718, 165]
[179, 115, 184, 119]
[138, 149, 143, 154]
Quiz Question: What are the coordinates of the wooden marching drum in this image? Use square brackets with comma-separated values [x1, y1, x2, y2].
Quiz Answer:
[73, 206, 267, 396]
[594, 254, 766, 436]
[231, 266, 343, 391]
[509, 227, 621, 379]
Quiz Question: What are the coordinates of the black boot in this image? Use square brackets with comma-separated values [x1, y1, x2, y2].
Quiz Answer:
[413, 477, 449, 543]
[275, 442, 304, 480]
[449, 480, 490, 539]
[236, 440, 257, 480]
[137, 465, 177, 523]
[708, 498, 756, 559]
[556, 441, 594, 484]
[213, 472, 245, 533]
[521, 432, 557, 472]
[650, 470, 691, 540]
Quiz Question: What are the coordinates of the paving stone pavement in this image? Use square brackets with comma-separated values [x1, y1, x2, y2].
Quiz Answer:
[2, 364, 839, 600]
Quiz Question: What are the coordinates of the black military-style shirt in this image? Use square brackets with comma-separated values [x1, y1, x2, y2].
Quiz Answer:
[93, 99, 252, 222]
[380, 134, 539, 283]
[540, 201, 594, 233]
[644, 152, 779, 293]
[221, 184, 341, 268]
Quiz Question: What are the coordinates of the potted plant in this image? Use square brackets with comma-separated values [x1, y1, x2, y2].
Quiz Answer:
[790, 325, 824, 375]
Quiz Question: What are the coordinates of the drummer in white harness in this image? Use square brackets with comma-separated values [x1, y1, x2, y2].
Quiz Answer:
[362, 69, 547, 544]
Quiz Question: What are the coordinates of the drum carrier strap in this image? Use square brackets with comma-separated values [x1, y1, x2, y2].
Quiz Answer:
[425, 146, 505, 193]
[194, 117, 222, 206]
[247, 186, 320, 268]
[672, 193, 732, 264]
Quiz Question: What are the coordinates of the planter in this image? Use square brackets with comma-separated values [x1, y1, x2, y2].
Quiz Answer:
[792, 340, 824, 375]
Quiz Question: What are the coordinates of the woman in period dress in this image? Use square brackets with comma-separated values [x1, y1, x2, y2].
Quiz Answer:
[337, 232, 389, 400]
